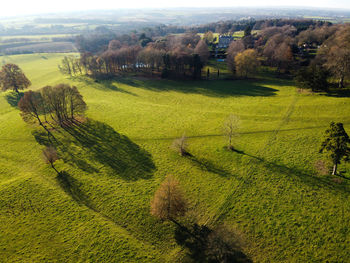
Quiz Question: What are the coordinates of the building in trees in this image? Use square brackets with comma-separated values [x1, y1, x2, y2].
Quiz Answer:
[217, 35, 234, 49]
[0, 64, 31, 93]
[320, 122, 350, 175]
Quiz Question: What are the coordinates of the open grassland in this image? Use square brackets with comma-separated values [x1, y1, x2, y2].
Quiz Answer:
[0, 53, 349, 262]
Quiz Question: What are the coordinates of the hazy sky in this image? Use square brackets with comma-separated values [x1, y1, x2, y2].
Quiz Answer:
[1, 0, 350, 17]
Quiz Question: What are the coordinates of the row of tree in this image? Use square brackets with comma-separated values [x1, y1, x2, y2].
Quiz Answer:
[18, 84, 87, 136]
[224, 23, 350, 89]
[61, 34, 210, 79]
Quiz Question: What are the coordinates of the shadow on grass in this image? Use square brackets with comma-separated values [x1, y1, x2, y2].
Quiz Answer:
[240, 151, 350, 195]
[5, 91, 24, 108]
[126, 78, 279, 98]
[175, 223, 252, 263]
[73, 75, 278, 98]
[56, 171, 91, 206]
[187, 155, 245, 181]
[34, 119, 156, 180]
[324, 88, 350, 98]
[71, 76, 138, 96]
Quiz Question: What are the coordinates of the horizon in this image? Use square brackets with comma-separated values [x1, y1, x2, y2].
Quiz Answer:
[1, 1, 350, 18]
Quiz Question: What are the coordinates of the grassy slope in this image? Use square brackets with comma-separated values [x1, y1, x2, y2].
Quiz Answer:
[0, 53, 349, 262]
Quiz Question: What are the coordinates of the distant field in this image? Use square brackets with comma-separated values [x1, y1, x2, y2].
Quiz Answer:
[1, 42, 77, 54]
[199, 30, 260, 43]
[0, 34, 75, 40]
[0, 53, 349, 262]
[0, 34, 77, 54]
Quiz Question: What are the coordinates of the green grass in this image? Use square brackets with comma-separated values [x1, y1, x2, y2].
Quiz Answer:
[0, 53, 349, 262]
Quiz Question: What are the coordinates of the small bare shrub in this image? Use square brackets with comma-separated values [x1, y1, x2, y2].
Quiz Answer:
[223, 114, 240, 151]
[42, 146, 60, 174]
[331, 177, 343, 184]
[172, 135, 190, 156]
[150, 175, 187, 223]
[314, 159, 330, 176]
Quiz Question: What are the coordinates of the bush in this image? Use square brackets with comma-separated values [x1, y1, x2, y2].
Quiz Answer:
[172, 135, 191, 156]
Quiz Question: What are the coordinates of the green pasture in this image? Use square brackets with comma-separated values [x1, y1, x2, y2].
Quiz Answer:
[0, 53, 349, 262]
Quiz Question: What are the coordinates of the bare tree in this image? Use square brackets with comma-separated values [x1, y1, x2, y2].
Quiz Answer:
[43, 146, 60, 174]
[319, 25, 350, 89]
[18, 90, 53, 138]
[227, 40, 245, 76]
[58, 56, 72, 76]
[194, 39, 210, 64]
[41, 84, 87, 126]
[223, 114, 240, 151]
[150, 175, 187, 226]
[172, 134, 190, 156]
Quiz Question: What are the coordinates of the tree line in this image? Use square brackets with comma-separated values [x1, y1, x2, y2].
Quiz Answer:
[61, 33, 210, 80]
[223, 22, 350, 91]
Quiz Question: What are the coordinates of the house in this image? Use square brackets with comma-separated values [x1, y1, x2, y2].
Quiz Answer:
[217, 35, 234, 49]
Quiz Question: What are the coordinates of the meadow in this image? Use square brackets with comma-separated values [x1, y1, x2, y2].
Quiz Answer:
[0, 53, 349, 262]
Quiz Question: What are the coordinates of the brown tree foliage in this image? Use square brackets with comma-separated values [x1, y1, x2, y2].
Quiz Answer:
[226, 40, 245, 75]
[234, 49, 260, 78]
[263, 33, 294, 72]
[42, 146, 60, 174]
[203, 31, 214, 44]
[318, 25, 350, 89]
[150, 175, 187, 223]
[18, 90, 45, 126]
[0, 64, 31, 93]
[108, 39, 122, 50]
[297, 25, 337, 46]
[194, 39, 210, 64]
[41, 84, 87, 126]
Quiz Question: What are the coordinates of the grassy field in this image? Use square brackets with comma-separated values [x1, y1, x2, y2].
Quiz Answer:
[0, 53, 349, 262]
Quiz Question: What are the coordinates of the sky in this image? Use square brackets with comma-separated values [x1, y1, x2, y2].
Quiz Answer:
[1, 0, 350, 17]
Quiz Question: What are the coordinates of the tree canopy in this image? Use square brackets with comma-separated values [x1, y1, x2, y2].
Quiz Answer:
[0, 64, 31, 93]
[320, 122, 350, 175]
[150, 175, 187, 224]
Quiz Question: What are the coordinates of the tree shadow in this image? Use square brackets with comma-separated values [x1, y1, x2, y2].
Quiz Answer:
[32, 128, 99, 174]
[71, 76, 138, 96]
[74, 75, 278, 98]
[34, 119, 156, 180]
[239, 151, 350, 195]
[187, 155, 243, 181]
[324, 88, 350, 98]
[56, 171, 92, 206]
[175, 223, 252, 263]
[5, 91, 24, 108]
[128, 78, 278, 98]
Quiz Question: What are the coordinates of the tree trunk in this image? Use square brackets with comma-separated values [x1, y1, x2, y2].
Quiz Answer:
[51, 163, 60, 175]
[332, 163, 337, 175]
[339, 76, 344, 89]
